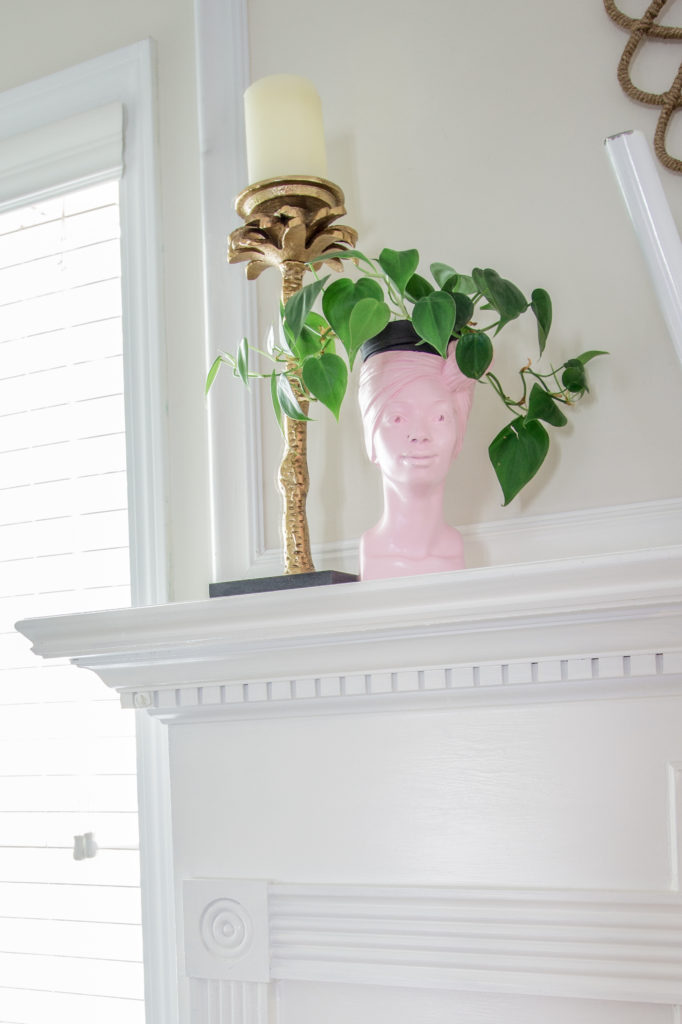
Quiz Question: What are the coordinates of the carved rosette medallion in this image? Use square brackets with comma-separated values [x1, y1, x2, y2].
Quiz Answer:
[200, 898, 253, 961]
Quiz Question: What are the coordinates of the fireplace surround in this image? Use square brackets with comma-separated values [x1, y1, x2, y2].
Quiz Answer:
[16, 547, 682, 1023]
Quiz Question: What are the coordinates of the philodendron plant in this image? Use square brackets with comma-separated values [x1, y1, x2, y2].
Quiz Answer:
[208, 247, 606, 504]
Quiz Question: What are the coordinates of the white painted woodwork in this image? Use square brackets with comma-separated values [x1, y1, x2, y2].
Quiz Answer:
[184, 879, 269, 983]
[267, 884, 682, 1002]
[181, 880, 682, 1003]
[251, 495, 682, 580]
[188, 980, 269, 1024]
[16, 546, 682, 1023]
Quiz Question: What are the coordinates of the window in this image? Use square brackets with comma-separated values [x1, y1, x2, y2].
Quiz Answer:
[0, 43, 174, 1024]
[0, 181, 144, 1023]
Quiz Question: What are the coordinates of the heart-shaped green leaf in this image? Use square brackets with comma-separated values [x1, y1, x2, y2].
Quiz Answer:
[453, 272, 477, 295]
[489, 417, 550, 505]
[455, 331, 493, 379]
[346, 298, 391, 367]
[308, 248, 374, 270]
[322, 277, 384, 349]
[526, 383, 568, 427]
[561, 358, 588, 394]
[356, 278, 386, 302]
[293, 324, 324, 359]
[378, 247, 419, 296]
[530, 288, 552, 356]
[283, 276, 328, 342]
[438, 267, 476, 295]
[576, 350, 609, 364]
[412, 291, 456, 357]
[276, 374, 311, 421]
[405, 273, 434, 302]
[472, 267, 490, 298]
[473, 268, 527, 327]
[487, 270, 527, 317]
[430, 261, 458, 289]
[303, 309, 333, 354]
[451, 292, 475, 331]
[321, 278, 353, 340]
[305, 311, 330, 334]
[302, 352, 348, 420]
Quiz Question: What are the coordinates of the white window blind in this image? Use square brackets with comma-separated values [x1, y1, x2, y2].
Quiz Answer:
[0, 181, 144, 1023]
[0, 103, 123, 213]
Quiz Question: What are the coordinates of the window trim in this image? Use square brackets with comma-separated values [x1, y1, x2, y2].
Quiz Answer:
[193, 0, 262, 583]
[0, 40, 168, 608]
[0, 41, 175, 1024]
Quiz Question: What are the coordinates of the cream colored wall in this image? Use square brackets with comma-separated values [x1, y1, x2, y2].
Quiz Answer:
[3, 0, 681, 595]
[248, 0, 682, 555]
[0, 0, 209, 601]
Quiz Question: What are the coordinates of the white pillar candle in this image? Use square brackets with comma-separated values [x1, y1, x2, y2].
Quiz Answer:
[244, 74, 327, 184]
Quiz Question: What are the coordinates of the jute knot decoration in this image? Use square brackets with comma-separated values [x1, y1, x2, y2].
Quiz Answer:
[604, 0, 682, 172]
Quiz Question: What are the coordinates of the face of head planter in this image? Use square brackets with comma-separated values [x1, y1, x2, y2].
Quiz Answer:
[358, 330, 476, 469]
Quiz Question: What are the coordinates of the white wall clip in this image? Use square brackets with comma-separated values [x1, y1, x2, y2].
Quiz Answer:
[73, 832, 98, 860]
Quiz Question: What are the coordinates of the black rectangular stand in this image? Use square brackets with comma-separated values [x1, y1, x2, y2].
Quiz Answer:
[209, 569, 358, 599]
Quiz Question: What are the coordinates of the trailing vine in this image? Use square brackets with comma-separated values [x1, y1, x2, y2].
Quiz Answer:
[208, 248, 607, 505]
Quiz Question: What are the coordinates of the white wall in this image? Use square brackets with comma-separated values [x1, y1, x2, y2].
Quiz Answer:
[246, 0, 682, 559]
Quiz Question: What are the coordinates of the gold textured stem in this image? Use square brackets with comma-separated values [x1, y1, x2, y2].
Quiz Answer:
[280, 261, 307, 303]
[278, 403, 312, 573]
[279, 261, 313, 574]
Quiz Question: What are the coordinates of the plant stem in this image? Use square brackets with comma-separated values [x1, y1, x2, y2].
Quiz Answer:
[522, 365, 573, 404]
[485, 371, 525, 413]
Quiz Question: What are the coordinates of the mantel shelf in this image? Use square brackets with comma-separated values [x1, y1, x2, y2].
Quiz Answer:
[15, 546, 682, 722]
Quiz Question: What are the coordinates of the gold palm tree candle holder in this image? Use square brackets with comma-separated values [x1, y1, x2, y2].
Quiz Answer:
[227, 76, 357, 576]
[228, 175, 357, 574]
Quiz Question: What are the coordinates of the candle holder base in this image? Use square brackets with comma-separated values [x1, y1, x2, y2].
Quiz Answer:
[209, 570, 358, 599]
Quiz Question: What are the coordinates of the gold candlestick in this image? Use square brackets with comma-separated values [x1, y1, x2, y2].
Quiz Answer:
[228, 176, 358, 574]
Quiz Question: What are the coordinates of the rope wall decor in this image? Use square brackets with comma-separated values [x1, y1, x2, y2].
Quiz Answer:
[604, 0, 682, 172]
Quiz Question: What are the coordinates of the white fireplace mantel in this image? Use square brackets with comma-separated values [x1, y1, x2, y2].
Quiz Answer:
[14, 546, 682, 1024]
[16, 546, 682, 721]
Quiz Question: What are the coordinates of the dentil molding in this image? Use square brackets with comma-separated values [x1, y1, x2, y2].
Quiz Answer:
[14, 546, 682, 719]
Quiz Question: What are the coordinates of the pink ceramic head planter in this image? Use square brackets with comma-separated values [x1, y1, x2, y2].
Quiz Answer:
[358, 326, 476, 581]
